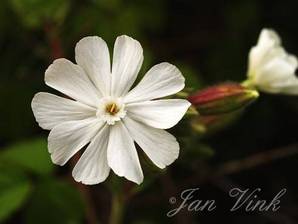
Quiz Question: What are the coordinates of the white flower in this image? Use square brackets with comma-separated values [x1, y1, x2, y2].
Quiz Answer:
[31, 35, 190, 185]
[247, 28, 298, 94]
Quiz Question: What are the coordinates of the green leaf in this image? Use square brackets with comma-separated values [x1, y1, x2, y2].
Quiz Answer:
[0, 181, 31, 222]
[0, 138, 54, 175]
[0, 168, 32, 222]
[25, 179, 85, 224]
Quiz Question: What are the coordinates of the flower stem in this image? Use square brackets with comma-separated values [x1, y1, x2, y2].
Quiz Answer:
[109, 192, 124, 224]
[70, 154, 98, 224]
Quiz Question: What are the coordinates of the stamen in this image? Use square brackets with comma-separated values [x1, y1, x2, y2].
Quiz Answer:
[110, 103, 116, 113]
[106, 103, 119, 115]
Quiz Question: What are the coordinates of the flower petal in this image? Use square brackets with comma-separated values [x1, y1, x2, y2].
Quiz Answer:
[123, 117, 179, 169]
[31, 92, 96, 130]
[124, 63, 185, 103]
[276, 82, 298, 94]
[111, 35, 143, 97]
[248, 29, 281, 76]
[126, 99, 190, 129]
[107, 122, 143, 184]
[75, 36, 111, 96]
[45, 58, 101, 107]
[48, 118, 103, 166]
[72, 125, 110, 185]
[264, 74, 298, 94]
[257, 55, 297, 85]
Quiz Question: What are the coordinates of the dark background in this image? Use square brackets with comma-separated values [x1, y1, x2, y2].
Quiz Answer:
[1, 0, 298, 223]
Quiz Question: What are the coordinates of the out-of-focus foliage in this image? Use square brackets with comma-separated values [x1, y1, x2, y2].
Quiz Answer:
[25, 179, 85, 224]
[0, 167, 31, 222]
[178, 63, 203, 90]
[0, 139, 53, 175]
[10, 0, 70, 28]
[0, 139, 84, 223]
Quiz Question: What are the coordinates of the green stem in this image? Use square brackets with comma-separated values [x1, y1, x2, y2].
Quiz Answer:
[241, 79, 254, 89]
[109, 192, 124, 224]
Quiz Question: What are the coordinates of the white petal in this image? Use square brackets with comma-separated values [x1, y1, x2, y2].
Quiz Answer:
[48, 118, 103, 166]
[124, 63, 185, 103]
[107, 122, 143, 184]
[263, 74, 298, 94]
[72, 125, 110, 185]
[258, 29, 281, 48]
[277, 82, 298, 94]
[45, 58, 101, 107]
[75, 36, 111, 96]
[31, 92, 96, 130]
[123, 117, 179, 169]
[248, 28, 281, 75]
[257, 55, 297, 85]
[126, 99, 190, 129]
[111, 35, 143, 97]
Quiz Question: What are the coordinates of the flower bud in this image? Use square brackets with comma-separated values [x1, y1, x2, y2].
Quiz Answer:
[188, 83, 259, 115]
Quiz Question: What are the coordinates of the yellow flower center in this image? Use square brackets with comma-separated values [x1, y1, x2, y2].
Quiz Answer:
[105, 103, 119, 115]
[97, 97, 126, 125]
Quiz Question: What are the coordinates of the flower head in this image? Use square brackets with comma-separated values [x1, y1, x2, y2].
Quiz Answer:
[247, 28, 298, 94]
[32, 35, 190, 185]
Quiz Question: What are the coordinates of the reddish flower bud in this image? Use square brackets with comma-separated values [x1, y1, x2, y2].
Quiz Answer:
[188, 83, 259, 115]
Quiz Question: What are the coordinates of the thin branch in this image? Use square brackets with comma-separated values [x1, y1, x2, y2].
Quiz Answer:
[214, 143, 298, 176]
[109, 190, 124, 224]
[210, 176, 297, 224]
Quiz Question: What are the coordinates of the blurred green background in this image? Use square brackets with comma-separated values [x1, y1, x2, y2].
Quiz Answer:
[1, 0, 298, 223]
